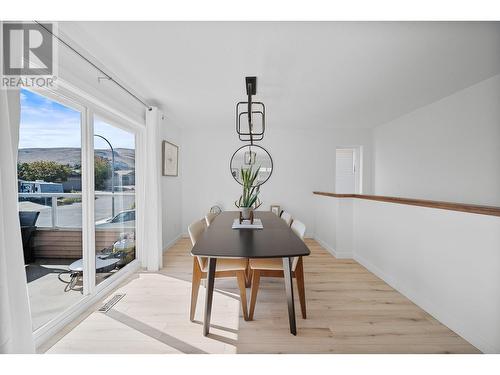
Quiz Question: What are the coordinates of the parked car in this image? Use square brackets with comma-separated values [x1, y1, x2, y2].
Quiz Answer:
[95, 209, 135, 228]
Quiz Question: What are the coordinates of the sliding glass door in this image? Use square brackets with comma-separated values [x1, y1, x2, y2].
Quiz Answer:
[17, 88, 141, 333]
[93, 116, 136, 286]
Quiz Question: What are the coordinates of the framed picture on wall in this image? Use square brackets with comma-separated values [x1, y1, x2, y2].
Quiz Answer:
[162, 140, 179, 176]
[270, 205, 280, 216]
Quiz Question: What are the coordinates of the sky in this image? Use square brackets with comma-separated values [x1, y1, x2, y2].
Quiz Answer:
[19, 88, 135, 149]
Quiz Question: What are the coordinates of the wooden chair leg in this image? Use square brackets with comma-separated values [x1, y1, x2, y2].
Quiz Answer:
[249, 270, 260, 320]
[245, 263, 252, 287]
[190, 258, 202, 321]
[236, 271, 249, 321]
[295, 257, 307, 319]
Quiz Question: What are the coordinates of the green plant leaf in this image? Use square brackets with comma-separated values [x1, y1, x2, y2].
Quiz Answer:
[237, 164, 264, 208]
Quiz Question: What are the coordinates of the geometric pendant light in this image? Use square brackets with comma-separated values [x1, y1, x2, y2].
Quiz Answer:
[235, 76, 265, 143]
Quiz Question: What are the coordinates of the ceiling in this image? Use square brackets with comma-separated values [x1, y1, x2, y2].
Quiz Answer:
[59, 21, 500, 129]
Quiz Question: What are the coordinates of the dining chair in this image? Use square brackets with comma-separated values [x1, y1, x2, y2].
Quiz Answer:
[205, 212, 217, 226]
[248, 219, 307, 320]
[188, 219, 250, 321]
[281, 211, 293, 226]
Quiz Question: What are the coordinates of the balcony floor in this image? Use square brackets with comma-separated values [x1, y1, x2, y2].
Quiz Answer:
[27, 259, 83, 331]
[40, 238, 480, 354]
[27, 258, 118, 331]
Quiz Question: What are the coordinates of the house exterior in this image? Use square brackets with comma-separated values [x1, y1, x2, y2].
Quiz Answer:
[18, 180, 64, 194]
[115, 170, 135, 187]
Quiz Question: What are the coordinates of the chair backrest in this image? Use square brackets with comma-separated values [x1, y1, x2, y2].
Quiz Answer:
[19, 211, 40, 228]
[291, 219, 306, 240]
[281, 211, 293, 226]
[205, 212, 217, 227]
[19, 211, 40, 263]
[290, 219, 306, 271]
[188, 219, 208, 270]
[188, 219, 207, 246]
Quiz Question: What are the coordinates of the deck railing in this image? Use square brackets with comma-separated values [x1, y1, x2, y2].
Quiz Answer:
[18, 191, 136, 228]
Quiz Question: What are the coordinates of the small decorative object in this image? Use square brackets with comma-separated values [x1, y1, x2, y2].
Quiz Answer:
[162, 140, 178, 176]
[210, 205, 222, 215]
[270, 205, 280, 216]
[239, 209, 254, 224]
[234, 165, 262, 222]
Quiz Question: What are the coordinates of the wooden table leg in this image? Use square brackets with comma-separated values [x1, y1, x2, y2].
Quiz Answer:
[203, 257, 217, 336]
[282, 257, 297, 335]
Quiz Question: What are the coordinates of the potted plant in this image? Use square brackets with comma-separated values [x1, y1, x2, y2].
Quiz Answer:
[235, 165, 262, 219]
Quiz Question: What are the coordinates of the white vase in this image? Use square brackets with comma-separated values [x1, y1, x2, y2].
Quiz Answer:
[241, 207, 252, 220]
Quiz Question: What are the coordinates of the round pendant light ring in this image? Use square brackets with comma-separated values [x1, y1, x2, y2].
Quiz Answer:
[230, 144, 273, 187]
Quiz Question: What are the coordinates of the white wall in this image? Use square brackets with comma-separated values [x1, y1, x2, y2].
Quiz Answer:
[181, 127, 373, 236]
[160, 118, 183, 250]
[312, 73, 500, 354]
[313, 196, 353, 258]
[313, 194, 500, 353]
[374, 74, 500, 206]
[353, 199, 500, 354]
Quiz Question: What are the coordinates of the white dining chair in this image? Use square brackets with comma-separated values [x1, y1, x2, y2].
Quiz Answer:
[205, 212, 217, 226]
[188, 219, 249, 321]
[248, 219, 307, 320]
[281, 211, 293, 226]
[291, 219, 306, 239]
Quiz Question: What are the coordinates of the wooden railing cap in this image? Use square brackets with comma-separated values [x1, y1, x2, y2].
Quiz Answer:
[312, 191, 500, 217]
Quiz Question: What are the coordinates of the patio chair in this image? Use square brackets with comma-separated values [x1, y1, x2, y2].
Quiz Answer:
[61, 234, 134, 292]
[19, 211, 40, 264]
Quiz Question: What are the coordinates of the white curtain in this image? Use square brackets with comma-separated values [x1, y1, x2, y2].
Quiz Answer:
[143, 107, 163, 271]
[0, 86, 35, 353]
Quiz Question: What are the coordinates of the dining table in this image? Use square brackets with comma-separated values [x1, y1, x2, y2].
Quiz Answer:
[191, 211, 310, 336]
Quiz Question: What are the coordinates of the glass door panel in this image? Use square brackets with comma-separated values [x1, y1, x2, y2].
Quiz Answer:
[18, 88, 84, 331]
[93, 116, 136, 285]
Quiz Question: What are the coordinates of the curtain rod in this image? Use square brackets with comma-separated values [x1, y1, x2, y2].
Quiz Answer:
[34, 21, 152, 110]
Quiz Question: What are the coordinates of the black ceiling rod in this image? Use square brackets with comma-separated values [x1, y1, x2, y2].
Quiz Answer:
[246, 77, 257, 145]
[247, 82, 253, 145]
[247, 82, 253, 131]
[34, 21, 151, 110]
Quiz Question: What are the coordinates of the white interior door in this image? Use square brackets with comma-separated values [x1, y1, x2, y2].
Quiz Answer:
[335, 148, 360, 193]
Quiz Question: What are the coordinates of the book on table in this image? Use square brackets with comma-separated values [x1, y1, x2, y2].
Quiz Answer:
[232, 218, 263, 229]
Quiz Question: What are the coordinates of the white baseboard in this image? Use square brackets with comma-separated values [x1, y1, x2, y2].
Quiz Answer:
[314, 236, 353, 259]
[34, 259, 141, 350]
[162, 233, 183, 252]
[354, 252, 496, 354]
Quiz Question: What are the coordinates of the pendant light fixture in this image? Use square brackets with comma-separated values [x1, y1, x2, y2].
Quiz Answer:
[230, 76, 273, 186]
[235, 76, 266, 142]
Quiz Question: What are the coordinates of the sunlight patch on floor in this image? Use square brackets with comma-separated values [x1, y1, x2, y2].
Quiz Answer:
[46, 273, 240, 354]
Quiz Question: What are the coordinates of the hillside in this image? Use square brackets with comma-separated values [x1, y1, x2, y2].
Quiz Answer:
[18, 148, 135, 170]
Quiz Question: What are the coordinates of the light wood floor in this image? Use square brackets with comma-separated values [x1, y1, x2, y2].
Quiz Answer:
[43, 238, 480, 354]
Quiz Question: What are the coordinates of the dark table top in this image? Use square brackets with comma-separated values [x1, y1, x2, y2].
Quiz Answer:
[191, 211, 311, 258]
